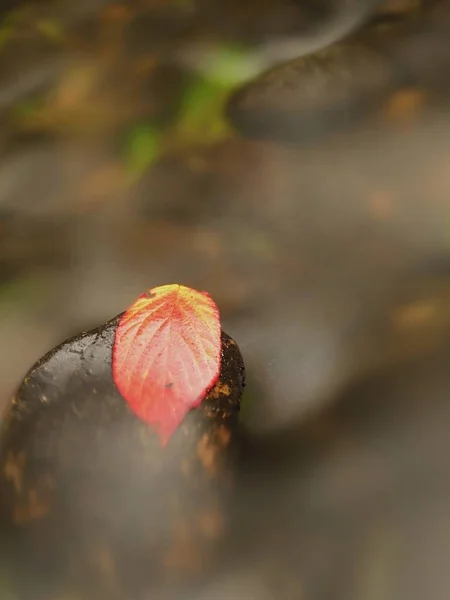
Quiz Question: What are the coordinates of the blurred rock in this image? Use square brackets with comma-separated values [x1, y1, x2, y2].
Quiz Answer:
[225, 30, 402, 141]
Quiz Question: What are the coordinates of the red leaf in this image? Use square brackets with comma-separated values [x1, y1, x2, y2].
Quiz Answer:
[112, 284, 221, 445]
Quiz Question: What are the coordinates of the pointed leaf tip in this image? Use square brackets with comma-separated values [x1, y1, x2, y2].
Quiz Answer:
[112, 284, 221, 445]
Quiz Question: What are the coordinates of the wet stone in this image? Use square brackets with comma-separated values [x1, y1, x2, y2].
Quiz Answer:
[225, 34, 403, 142]
[0, 315, 245, 600]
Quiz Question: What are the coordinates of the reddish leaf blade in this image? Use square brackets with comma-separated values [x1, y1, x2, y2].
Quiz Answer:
[112, 284, 221, 445]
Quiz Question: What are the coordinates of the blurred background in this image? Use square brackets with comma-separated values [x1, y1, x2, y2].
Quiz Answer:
[2, 0, 450, 598]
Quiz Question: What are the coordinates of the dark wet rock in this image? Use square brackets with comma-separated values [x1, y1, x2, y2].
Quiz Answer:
[226, 33, 403, 141]
[226, 14, 450, 142]
[0, 316, 245, 600]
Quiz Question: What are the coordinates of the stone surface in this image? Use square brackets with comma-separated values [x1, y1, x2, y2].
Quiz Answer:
[0, 316, 245, 600]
